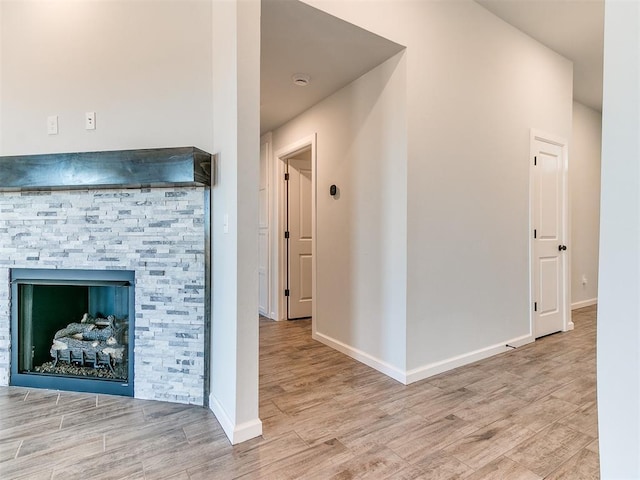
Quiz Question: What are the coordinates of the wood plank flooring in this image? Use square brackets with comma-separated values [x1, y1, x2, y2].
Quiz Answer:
[0, 306, 598, 479]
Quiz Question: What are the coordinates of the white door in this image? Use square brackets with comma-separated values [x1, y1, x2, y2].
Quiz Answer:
[258, 139, 270, 316]
[532, 136, 568, 337]
[287, 155, 312, 319]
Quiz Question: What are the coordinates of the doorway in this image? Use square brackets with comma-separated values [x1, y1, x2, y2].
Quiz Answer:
[530, 130, 573, 337]
[274, 135, 317, 322]
[285, 148, 313, 319]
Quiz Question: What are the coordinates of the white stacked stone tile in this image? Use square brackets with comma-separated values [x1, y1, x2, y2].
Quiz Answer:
[0, 187, 207, 405]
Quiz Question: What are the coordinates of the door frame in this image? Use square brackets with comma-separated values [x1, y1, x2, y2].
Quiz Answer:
[258, 133, 272, 318]
[273, 134, 317, 324]
[529, 129, 573, 336]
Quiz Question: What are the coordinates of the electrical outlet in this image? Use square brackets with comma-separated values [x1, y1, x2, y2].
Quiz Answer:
[581, 274, 588, 286]
[85, 112, 96, 130]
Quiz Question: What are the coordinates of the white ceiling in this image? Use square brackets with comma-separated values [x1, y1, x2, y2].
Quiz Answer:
[475, 0, 604, 112]
[260, 0, 404, 135]
[260, 0, 605, 135]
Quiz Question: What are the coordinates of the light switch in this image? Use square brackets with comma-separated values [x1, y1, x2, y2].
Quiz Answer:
[47, 115, 59, 135]
[223, 214, 229, 234]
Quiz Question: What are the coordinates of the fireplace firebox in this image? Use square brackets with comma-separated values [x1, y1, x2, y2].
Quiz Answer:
[10, 268, 135, 396]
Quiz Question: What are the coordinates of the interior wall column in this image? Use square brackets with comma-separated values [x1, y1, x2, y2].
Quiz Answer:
[209, 0, 262, 444]
[598, 0, 640, 476]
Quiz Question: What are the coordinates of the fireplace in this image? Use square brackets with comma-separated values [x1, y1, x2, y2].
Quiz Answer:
[0, 147, 211, 405]
[11, 268, 135, 396]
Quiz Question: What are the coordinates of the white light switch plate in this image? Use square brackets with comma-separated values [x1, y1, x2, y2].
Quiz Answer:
[47, 115, 58, 135]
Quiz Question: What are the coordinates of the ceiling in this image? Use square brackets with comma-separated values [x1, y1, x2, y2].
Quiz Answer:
[260, 0, 404, 134]
[475, 0, 604, 112]
[260, 0, 605, 135]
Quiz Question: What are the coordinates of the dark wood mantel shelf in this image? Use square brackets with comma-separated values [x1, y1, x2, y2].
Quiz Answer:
[0, 147, 212, 192]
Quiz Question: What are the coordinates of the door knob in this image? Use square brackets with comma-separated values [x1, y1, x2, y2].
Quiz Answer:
[558, 245, 567, 251]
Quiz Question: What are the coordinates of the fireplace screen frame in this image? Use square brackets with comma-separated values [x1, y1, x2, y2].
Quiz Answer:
[10, 268, 135, 397]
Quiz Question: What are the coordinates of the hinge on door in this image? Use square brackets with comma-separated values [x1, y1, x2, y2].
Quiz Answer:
[534, 156, 537, 166]
[284, 289, 290, 297]
[284, 231, 290, 239]
[534, 229, 537, 239]
[284, 173, 290, 181]
[534, 302, 538, 312]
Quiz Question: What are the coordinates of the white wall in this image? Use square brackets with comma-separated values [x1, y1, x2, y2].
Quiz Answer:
[404, 2, 571, 374]
[271, 52, 408, 376]
[210, 0, 262, 444]
[0, 1, 3, 153]
[0, 0, 213, 155]
[302, 0, 573, 380]
[570, 101, 601, 309]
[1, 0, 261, 446]
[598, 1, 640, 477]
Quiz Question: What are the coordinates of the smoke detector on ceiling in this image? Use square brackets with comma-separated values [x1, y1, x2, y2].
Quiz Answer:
[292, 73, 311, 87]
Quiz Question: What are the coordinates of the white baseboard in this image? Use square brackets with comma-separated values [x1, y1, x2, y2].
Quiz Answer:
[312, 331, 408, 384]
[405, 333, 535, 384]
[209, 393, 263, 445]
[572, 298, 597, 310]
[312, 330, 535, 387]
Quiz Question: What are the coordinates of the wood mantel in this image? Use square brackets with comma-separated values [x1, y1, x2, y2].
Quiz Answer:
[0, 147, 212, 191]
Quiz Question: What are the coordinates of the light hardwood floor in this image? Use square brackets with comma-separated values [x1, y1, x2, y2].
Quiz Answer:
[0, 306, 598, 479]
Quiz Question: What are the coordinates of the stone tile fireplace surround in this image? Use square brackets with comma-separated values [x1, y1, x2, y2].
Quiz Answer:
[0, 147, 211, 405]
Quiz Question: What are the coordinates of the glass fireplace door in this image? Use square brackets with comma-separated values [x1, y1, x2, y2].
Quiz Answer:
[11, 269, 134, 397]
